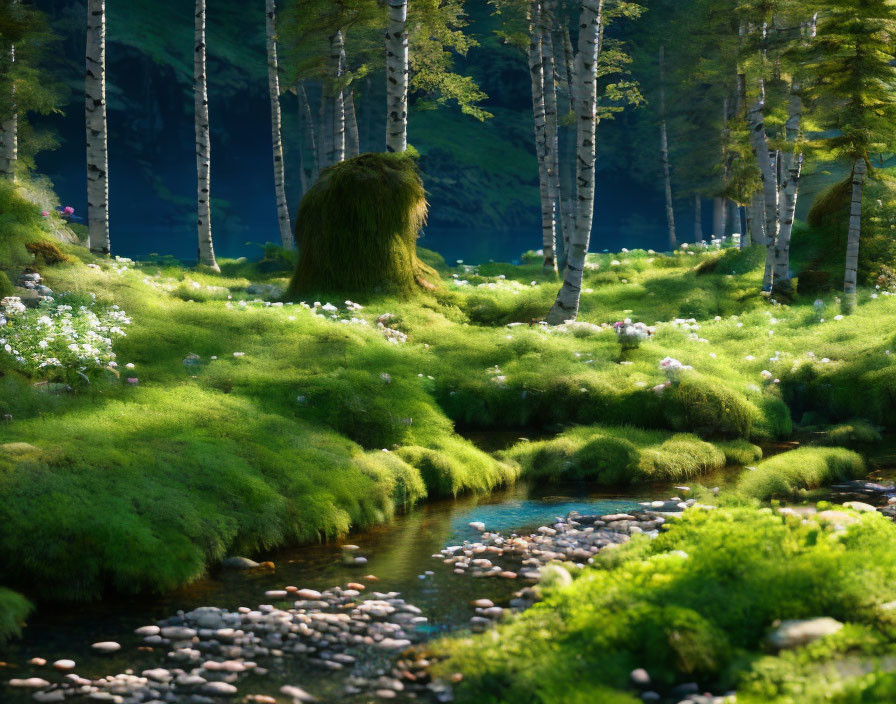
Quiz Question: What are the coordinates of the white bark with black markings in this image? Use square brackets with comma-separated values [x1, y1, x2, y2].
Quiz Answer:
[195, 0, 218, 270]
[385, 0, 409, 153]
[86, 0, 110, 254]
[266, 0, 293, 248]
[547, 0, 604, 324]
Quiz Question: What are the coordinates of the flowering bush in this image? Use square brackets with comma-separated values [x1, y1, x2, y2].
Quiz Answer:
[613, 319, 655, 350]
[0, 294, 131, 385]
[659, 356, 692, 384]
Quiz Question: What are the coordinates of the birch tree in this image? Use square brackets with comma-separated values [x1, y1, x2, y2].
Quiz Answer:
[0, 0, 17, 181]
[86, 0, 110, 255]
[546, 0, 604, 324]
[385, 0, 408, 152]
[325, 30, 346, 167]
[527, 1, 556, 273]
[266, 0, 294, 249]
[194, 0, 218, 271]
[771, 89, 802, 293]
[746, 87, 777, 291]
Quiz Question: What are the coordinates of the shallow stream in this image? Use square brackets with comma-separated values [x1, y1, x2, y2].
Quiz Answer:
[0, 469, 739, 703]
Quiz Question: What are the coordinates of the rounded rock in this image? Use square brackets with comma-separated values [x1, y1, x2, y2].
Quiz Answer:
[91, 641, 121, 653]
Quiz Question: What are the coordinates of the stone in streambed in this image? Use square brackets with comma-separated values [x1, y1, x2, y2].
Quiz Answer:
[768, 618, 843, 649]
[33, 690, 66, 703]
[280, 684, 317, 702]
[8, 678, 50, 688]
[222, 556, 260, 569]
[91, 641, 121, 653]
[52, 659, 75, 671]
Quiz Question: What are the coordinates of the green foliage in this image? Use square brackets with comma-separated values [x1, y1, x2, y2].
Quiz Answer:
[287, 153, 437, 297]
[817, 420, 882, 449]
[0, 179, 63, 270]
[436, 507, 896, 703]
[0, 587, 30, 643]
[504, 425, 740, 484]
[736, 447, 866, 500]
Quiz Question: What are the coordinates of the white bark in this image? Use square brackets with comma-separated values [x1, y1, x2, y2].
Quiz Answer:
[345, 89, 360, 158]
[542, 0, 560, 274]
[547, 0, 603, 324]
[86, 0, 110, 254]
[843, 158, 866, 311]
[266, 0, 293, 249]
[340, 45, 360, 158]
[557, 25, 577, 265]
[385, 0, 409, 153]
[528, 1, 556, 272]
[0, 3, 17, 182]
[326, 31, 345, 166]
[748, 191, 766, 246]
[772, 89, 803, 293]
[195, 0, 218, 271]
[659, 45, 675, 248]
[747, 90, 778, 291]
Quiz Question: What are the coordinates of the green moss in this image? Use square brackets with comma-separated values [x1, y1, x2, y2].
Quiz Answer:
[663, 377, 758, 438]
[818, 420, 883, 448]
[736, 447, 866, 500]
[807, 177, 852, 229]
[504, 425, 732, 484]
[287, 153, 438, 298]
[435, 507, 896, 704]
[0, 270, 13, 297]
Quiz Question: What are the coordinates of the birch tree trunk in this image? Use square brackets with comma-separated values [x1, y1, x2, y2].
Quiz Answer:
[0, 5, 17, 182]
[693, 195, 702, 241]
[843, 158, 866, 312]
[749, 192, 766, 246]
[297, 82, 319, 180]
[547, 0, 603, 324]
[320, 84, 333, 170]
[528, 1, 556, 273]
[772, 90, 803, 294]
[345, 89, 360, 158]
[194, 0, 218, 271]
[541, 0, 560, 275]
[385, 0, 409, 153]
[747, 91, 778, 291]
[86, 0, 110, 254]
[557, 25, 577, 265]
[326, 31, 345, 166]
[340, 45, 360, 158]
[659, 45, 675, 248]
[266, 0, 293, 249]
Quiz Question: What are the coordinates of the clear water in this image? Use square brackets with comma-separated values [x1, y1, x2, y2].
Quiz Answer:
[0, 478, 719, 702]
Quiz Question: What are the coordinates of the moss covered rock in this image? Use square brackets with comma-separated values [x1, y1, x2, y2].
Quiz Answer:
[287, 153, 438, 297]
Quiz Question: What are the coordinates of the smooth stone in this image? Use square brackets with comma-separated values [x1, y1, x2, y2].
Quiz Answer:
[33, 691, 66, 703]
[142, 668, 172, 682]
[160, 626, 197, 639]
[264, 590, 288, 598]
[296, 589, 322, 600]
[471, 599, 494, 608]
[375, 690, 397, 699]
[816, 511, 858, 526]
[630, 668, 651, 687]
[135, 625, 160, 636]
[221, 557, 260, 569]
[768, 618, 844, 649]
[842, 501, 877, 513]
[280, 684, 317, 702]
[8, 678, 51, 688]
[28, 658, 46, 666]
[353, 556, 368, 566]
[203, 681, 238, 696]
[52, 659, 75, 671]
[91, 641, 121, 653]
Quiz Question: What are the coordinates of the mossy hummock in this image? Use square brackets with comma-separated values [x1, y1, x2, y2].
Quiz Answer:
[287, 153, 437, 298]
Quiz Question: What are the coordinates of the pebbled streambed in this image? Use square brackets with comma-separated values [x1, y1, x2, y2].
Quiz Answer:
[0, 471, 741, 704]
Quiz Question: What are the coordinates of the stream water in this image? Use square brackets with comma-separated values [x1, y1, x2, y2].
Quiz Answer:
[0, 466, 753, 703]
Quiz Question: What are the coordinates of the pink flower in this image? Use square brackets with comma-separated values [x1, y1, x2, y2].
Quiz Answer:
[126, 377, 139, 385]
[41, 211, 49, 217]
[63, 206, 75, 215]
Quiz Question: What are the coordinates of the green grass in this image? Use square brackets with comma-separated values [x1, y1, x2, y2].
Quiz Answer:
[736, 447, 867, 500]
[1, 212, 895, 636]
[434, 507, 896, 704]
[502, 425, 759, 484]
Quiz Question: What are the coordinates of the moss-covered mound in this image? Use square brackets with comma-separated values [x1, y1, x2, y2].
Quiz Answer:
[435, 507, 896, 703]
[287, 153, 437, 298]
[503, 425, 760, 484]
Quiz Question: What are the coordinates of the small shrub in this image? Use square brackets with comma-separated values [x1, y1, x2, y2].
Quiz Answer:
[25, 240, 69, 265]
